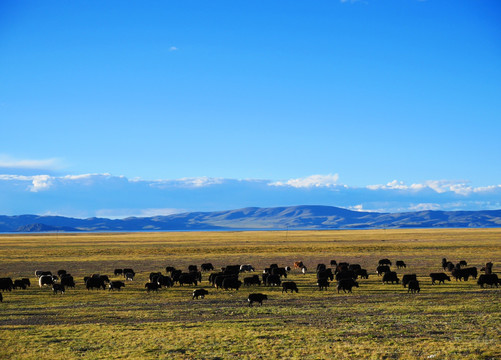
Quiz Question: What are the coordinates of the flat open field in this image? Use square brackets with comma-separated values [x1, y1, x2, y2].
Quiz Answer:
[0, 228, 500, 359]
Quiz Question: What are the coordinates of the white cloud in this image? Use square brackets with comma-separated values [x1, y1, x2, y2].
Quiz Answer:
[60, 173, 121, 186]
[95, 208, 183, 219]
[169, 46, 178, 51]
[0, 173, 121, 192]
[474, 185, 501, 193]
[62, 173, 112, 180]
[179, 176, 224, 187]
[30, 175, 53, 192]
[0, 155, 62, 170]
[366, 179, 495, 196]
[408, 203, 441, 211]
[347, 204, 378, 212]
[0, 174, 31, 181]
[1, 171, 501, 217]
[269, 174, 340, 188]
[0, 174, 54, 192]
[367, 180, 409, 190]
[423, 180, 469, 195]
[150, 176, 225, 188]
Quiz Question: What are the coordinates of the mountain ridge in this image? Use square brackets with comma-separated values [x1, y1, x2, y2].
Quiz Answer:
[1, 205, 501, 232]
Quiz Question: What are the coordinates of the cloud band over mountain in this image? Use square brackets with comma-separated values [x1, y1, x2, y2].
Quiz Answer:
[1, 173, 500, 218]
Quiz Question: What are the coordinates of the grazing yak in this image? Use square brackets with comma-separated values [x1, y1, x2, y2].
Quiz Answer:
[330, 260, 337, 266]
[430, 273, 451, 285]
[193, 288, 209, 299]
[13, 280, 27, 290]
[209, 272, 224, 286]
[39, 275, 54, 287]
[165, 266, 176, 274]
[317, 278, 330, 291]
[318, 269, 334, 281]
[188, 265, 198, 272]
[271, 267, 288, 278]
[215, 275, 237, 289]
[123, 268, 134, 276]
[402, 274, 417, 288]
[222, 278, 242, 291]
[382, 272, 400, 284]
[149, 272, 162, 282]
[60, 275, 75, 288]
[125, 272, 135, 281]
[356, 269, 369, 279]
[477, 274, 499, 288]
[376, 265, 391, 276]
[261, 273, 269, 286]
[240, 264, 255, 272]
[266, 274, 281, 287]
[335, 270, 356, 281]
[301, 266, 307, 274]
[0, 293, 2, 302]
[123, 269, 135, 280]
[1, 278, 14, 292]
[145, 282, 160, 292]
[316, 263, 327, 272]
[222, 265, 241, 275]
[282, 281, 299, 293]
[57, 269, 67, 277]
[451, 267, 477, 281]
[481, 262, 493, 274]
[407, 280, 420, 293]
[201, 263, 214, 272]
[86, 277, 106, 290]
[451, 268, 469, 281]
[114, 269, 123, 276]
[52, 284, 65, 294]
[396, 261, 407, 269]
[179, 273, 198, 286]
[294, 261, 304, 269]
[248, 293, 268, 307]
[379, 259, 392, 266]
[335, 263, 349, 274]
[244, 275, 261, 286]
[35, 270, 52, 278]
[337, 278, 359, 293]
[200, 263, 214, 271]
[348, 264, 362, 272]
[171, 270, 182, 283]
[109, 281, 125, 291]
[441, 258, 450, 270]
[464, 267, 478, 279]
[21, 278, 31, 287]
[156, 275, 174, 288]
[188, 270, 203, 283]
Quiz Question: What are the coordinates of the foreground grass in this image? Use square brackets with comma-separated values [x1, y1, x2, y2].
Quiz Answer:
[0, 229, 500, 359]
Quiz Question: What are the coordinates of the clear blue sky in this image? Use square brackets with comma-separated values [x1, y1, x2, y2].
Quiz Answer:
[1, 1, 501, 217]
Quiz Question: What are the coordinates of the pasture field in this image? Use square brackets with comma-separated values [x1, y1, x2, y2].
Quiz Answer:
[0, 228, 500, 359]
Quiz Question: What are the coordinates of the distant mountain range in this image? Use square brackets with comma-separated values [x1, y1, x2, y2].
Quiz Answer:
[1, 205, 501, 232]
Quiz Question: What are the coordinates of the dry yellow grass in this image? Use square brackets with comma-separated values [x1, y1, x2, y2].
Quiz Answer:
[0, 228, 500, 359]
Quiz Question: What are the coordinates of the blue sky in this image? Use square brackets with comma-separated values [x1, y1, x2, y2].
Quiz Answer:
[1, 1, 500, 218]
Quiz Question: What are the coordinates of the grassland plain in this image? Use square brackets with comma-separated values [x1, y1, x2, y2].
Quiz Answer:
[0, 229, 500, 359]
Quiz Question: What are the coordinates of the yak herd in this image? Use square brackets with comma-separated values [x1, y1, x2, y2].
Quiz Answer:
[0, 258, 498, 306]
